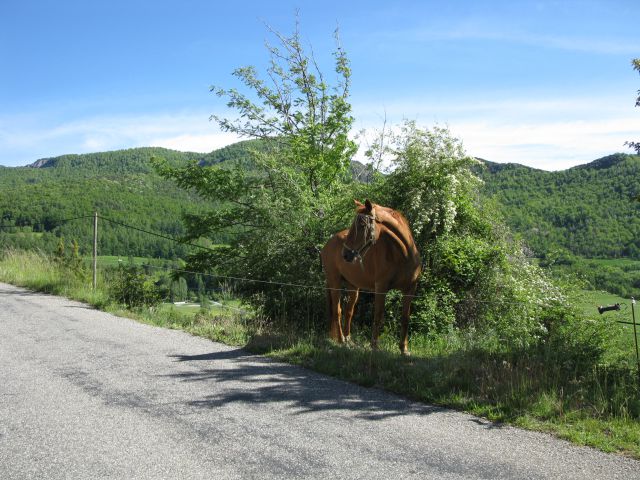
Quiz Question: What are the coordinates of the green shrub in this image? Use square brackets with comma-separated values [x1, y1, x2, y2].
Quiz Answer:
[363, 121, 575, 349]
[109, 265, 160, 309]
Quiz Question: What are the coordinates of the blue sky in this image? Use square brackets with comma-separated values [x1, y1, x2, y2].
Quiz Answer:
[1, 0, 638, 170]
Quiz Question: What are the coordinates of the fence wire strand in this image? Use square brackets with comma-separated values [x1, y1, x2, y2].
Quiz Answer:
[4, 212, 578, 309]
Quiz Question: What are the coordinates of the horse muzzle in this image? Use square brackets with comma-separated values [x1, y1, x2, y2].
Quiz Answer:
[342, 247, 358, 263]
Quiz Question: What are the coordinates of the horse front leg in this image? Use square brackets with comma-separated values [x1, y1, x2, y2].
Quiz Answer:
[343, 284, 359, 342]
[399, 284, 417, 356]
[371, 286, 388, 351]
[328, 288, 345, 343]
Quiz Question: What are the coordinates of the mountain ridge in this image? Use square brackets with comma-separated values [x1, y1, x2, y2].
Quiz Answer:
[2, 142, 640, 260]
[21, 148, 633, 173]
[479, 152, 640, 258]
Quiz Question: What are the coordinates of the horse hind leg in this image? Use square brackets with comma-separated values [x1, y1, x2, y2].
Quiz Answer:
[371, 286, 388, 351]
[399, 285, 417, 356]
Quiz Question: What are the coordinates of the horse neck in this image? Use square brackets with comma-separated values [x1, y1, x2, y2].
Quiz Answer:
[375, 210, 418, 258]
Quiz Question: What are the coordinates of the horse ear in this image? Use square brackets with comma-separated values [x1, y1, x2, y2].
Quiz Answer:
[365, 199, 373, 212]
[354, 199, 364, 208]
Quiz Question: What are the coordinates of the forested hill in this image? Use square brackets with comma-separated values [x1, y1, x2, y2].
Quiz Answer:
[479, 153, 640, 259]
[2, 142, 639, 261]
[1, 148, 201, 258]
[26, 147, 202, 173]
[24, 142, 265, 173]
[0, 141, 271, 258]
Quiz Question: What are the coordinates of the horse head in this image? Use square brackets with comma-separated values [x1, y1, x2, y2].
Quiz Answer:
[342, 199, 378, 263]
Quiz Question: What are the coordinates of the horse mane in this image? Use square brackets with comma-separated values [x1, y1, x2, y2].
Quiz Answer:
[368, 204, 419, 259]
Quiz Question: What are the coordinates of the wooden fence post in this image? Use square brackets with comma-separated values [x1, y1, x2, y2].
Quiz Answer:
[93, 211, 98, 290]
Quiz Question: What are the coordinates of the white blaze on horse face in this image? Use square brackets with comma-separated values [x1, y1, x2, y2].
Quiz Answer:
[343, 211, 377, 264]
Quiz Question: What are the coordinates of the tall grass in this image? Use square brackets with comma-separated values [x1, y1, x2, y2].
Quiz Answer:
[0, 248, 108, 307]
[0, 248, 256, 343]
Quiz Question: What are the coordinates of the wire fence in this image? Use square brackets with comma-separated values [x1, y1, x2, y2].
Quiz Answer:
[4, 211, 639, 379]
[0, 211, 627, 311]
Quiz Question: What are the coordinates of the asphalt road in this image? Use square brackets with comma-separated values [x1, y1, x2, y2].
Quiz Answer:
[1, 282, 638, 479]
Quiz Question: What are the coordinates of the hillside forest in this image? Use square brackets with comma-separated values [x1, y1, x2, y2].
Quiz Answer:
[2, 146, 640, 297]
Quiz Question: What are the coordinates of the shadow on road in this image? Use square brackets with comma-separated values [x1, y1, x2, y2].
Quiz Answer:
[167, 348, 445, 420]
[0, 287, 47, 297]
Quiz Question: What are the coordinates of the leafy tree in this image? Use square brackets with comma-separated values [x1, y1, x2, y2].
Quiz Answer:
[626, 58, 640, 154]
[55, 236, 66, 262]
[366, 122, 569, 348]
[170, 277, 189, 302]
[154, 22, 357, 325]
[209, 22, 356, 196]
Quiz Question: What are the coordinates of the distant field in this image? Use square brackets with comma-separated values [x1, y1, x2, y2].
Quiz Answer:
[84, 256, 186, 269]
[576, 290, 628, 314]
[160, 300, 245, 317]
[583, 258, 640, 270]
[576, 289, 639, 362]
[94, 256, 150, 267]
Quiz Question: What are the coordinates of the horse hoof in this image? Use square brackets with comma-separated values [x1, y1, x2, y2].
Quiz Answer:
[329, 334, 343, 344]
[401, 350, 411, 357]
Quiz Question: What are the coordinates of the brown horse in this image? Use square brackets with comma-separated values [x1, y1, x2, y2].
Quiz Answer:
[321, 199, 421, 355]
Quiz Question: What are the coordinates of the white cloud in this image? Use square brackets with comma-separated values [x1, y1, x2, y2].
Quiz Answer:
[451, 117, 639, 170]
[352, 93, 640, 170]
[353, 116, 639, 171]
[377, 20, 640, 56]
[149, 132, 242, 153]
[0, 111, 242, 166]
[1, 96, 638, 170]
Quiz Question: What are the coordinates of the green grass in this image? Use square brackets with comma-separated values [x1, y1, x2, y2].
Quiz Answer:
[585, 258, 640, 269]
[0, 249, 110, 307]
[575, 289, 640, 364]
[575, 290, 628, 315]
[259, 334, 640, 458]
[1, 247, 639, 459]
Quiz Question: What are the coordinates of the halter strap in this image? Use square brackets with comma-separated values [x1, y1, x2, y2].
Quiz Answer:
[343, 211, 377, 264]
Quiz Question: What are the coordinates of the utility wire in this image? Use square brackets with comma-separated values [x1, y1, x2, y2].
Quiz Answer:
[101, 220, 567, 307]
[138, 263, 564, 308]
[98, 215, 221, 255]
[3, 211, 572, 308]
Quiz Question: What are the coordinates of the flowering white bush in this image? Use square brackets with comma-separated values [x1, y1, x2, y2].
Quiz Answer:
[367, 121, 575, 349]
[377, 121, 481, 244]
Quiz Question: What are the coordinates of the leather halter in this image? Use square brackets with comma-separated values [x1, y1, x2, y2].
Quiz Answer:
[343, 211, 377, 264]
